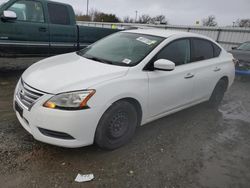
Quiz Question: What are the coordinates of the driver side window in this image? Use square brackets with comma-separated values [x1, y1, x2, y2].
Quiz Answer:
[7, 0, 44, 23]
[155, 39, 191, 66]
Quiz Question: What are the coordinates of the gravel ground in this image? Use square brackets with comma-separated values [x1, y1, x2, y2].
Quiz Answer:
[0, 72, 250, 188]
[0, 57, 44, 71]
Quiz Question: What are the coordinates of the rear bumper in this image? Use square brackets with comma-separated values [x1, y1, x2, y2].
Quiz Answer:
[235, 60, 250, 75]
[236, 69, 250, 76]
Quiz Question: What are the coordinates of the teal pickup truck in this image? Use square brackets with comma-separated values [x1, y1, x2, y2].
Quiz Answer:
[0, 0, 119, 58]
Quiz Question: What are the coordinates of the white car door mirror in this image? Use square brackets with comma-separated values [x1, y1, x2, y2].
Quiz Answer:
[154, 59, 175, 71]
[2, 10, 17, 21]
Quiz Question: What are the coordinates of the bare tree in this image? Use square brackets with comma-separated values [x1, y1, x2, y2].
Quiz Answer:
[123, 16, 134, 23]
[88, 9, 120, 22]
[202, 15, 218, 27]
[150, 15, 167, 24]
[236, 19, 250, 27]
[138, 14, 151, 24]
[94, 13, 120, 22]
[154, 15, 167, 24]
[75, 12, 91, 21]
[88, 9, 99, 21]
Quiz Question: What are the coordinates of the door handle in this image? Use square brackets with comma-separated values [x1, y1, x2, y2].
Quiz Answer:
[39, 27, 47, 32]
[185, 73, 194, 79]
[213, 67, 221, 72]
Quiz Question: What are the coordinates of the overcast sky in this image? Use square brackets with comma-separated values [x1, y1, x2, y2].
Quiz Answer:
[1, 0, 250, 26]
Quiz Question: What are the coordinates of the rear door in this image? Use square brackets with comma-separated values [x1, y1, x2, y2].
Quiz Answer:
[0, 0, 49, 57]
[190, 38, 223, 101]
[46, 3, 77, 55]
[148, 38, 195, 117]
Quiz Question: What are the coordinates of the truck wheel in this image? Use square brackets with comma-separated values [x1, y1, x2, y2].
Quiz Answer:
[207, 79, 227, 108]
[95, 101, 138, 150]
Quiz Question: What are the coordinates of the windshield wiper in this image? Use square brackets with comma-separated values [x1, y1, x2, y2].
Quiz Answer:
[83, 55, 114, 65]
[78, 53, 132, 67]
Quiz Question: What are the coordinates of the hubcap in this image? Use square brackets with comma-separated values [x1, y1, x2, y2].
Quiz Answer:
[108, 111, 129, 138]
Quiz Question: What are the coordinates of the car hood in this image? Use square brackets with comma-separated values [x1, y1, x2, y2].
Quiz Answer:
[22, 53, 129, 94]
[230, 49, 250, 63]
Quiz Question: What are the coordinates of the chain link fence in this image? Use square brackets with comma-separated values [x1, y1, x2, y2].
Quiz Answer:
[78, 21, 250, 51]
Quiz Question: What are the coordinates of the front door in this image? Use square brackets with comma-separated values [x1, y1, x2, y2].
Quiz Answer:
[0, 0, 49, 57]
[148, 38, 195, 117]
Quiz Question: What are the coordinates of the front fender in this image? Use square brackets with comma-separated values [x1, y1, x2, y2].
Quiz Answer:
[87, 72, 149, 125]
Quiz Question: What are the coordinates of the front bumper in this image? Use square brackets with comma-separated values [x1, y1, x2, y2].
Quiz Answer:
[14, 83, 102, 148]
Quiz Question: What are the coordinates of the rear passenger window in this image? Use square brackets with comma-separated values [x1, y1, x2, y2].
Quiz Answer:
[192, 39, 214, 62]
[155, 39, 191, 66]
[48, 3, 70, 25]
[213, 43, 221, 57]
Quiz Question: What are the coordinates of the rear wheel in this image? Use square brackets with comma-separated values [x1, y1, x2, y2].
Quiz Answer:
[207, 79, 227, 108]
[95, 101, 138, 150]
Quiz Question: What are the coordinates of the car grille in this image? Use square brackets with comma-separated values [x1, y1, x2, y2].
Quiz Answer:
[16, 80, 44, 110]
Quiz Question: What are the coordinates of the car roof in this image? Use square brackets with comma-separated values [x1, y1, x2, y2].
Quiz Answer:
[123, 29, 209, 39]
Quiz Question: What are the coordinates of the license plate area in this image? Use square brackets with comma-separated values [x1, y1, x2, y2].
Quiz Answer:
[15, 101, 23, 118]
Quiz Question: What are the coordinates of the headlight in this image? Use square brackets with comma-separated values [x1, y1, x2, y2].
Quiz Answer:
[43, 90, 95, 110]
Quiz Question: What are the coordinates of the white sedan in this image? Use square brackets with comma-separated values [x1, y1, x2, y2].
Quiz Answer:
[14, 29, 235, 149]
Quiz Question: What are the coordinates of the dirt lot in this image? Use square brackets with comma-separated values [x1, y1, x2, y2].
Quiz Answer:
[0, 72, 250, 188]
[0, 58, 43, 71]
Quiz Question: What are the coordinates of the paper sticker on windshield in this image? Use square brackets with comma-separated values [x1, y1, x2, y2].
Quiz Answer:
[122, 58, 132, 64]
[136, 37, 157, 45]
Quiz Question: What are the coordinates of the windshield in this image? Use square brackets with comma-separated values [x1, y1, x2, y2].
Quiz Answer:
[237, 42, 250, 51]
[77, 32, 164, 66]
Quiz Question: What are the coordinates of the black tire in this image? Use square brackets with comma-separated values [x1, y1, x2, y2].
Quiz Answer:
[95, 101, 138, 150]
[207, 79, 227, 108]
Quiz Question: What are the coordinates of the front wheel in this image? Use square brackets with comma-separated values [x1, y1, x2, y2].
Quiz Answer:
[95, 101, 138, 150]
[207, 79, 227, 108]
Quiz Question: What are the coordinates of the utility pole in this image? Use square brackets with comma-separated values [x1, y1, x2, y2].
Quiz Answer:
[86, 0, 89, 16]
[135, 10, 138, 23]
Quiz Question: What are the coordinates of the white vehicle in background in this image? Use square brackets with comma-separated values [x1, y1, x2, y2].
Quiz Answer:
[14, 29, 235, 150]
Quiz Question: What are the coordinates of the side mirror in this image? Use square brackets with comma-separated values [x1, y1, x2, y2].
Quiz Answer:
[154, 59, 175, 71]
[1, 10, 17, 21]
[231, 46, 237, 50]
